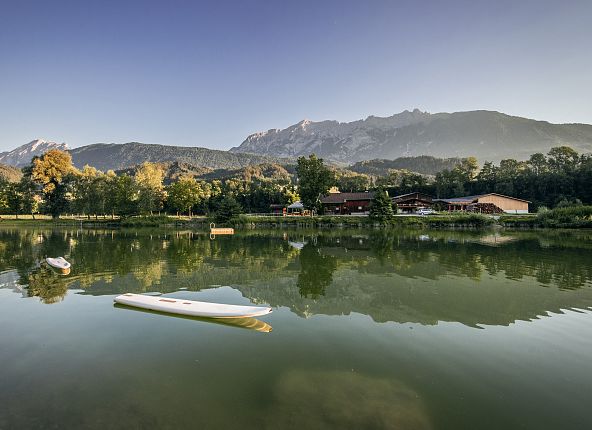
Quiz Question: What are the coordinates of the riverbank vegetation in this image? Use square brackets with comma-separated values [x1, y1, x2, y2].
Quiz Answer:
[0, 146, 589, 228]
[500, 206, 592, 228]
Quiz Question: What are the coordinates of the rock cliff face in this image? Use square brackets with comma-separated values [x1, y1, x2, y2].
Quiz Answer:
[231, 109, 592, 162]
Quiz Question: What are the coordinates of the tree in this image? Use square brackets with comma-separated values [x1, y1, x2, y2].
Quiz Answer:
[112, 174, 138, 216]
[19, 165, 40, 218]
[72, 165, 100, 218]
[454, 156, 479, 181]
[0, 178, 12, 214]
[296, 154, 335, 214]
[435, 169, 465, 198]
[167, 176, 202, 216]
[134, 162, 165, 214]
[548, 146, 579, 173]
[527, 153, 548, 176]
[31, 150, 75, 218]
[5, 182, 22, 218]
[214, 196, 243, 224]
[337, 173, 370, 192]
[369, 187, 394, 221]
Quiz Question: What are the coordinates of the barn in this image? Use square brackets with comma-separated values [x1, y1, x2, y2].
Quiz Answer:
[321, 192, 375, 215]
[436, 193, 529, 214]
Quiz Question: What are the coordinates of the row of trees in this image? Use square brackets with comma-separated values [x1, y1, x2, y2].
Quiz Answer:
[433, 147, 592, 208]
[0, 150, 298, 220]
[0, 146, 589, 220]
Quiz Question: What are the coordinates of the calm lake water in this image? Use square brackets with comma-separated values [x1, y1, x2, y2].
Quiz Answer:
[1, 227, 591, 429]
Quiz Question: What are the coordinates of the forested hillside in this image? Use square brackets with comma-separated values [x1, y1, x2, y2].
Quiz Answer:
[117, 161, 293, 185]
[349, 156, 464, 176]
[69, 142, 282, 171]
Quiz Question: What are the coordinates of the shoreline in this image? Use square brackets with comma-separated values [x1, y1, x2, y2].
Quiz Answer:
[0, 213, 589, 230]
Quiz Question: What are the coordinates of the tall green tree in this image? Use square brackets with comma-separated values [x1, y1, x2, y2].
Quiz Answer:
[167, 176, 203, 216]
[369, 187, 394, 221]
[72, 165, 101, 217]
[296, 154, 335, 214]
[19, 165, 40, 219]
[337, 173, 370, 193]
[548, 146, 579, 173]
[112, 174, 138, 216]
[5, 182, 22, 218]
[134, 162, 165, 214]
[214, 196, 243, 224]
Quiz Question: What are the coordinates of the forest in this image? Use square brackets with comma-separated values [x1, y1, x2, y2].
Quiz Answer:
[0, 146, 590, 220]
[376, 146, 592, 210]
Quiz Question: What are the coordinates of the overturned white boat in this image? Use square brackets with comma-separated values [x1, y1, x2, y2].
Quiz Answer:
[46, 257, 71, 271]
[114, 293, 272, 319]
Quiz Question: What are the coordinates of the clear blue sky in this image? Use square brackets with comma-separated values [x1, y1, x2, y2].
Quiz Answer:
[1, 0, 591, 151]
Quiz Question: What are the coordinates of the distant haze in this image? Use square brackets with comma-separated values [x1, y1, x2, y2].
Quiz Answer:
[1, 0, 591, 151]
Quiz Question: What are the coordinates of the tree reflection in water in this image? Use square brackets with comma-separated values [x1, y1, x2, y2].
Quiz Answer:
[0, 228, 591, 327]
[297, 242, 337, 298]
[25, 265, 69, 304]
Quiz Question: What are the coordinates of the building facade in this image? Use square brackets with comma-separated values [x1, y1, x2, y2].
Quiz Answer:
[392, 192, 433, 213]
[436, 193, 529, 213]
[321, 192, 375, 215]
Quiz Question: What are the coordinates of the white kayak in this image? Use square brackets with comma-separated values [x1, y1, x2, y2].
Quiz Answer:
[114, 293, 273, 318]
[46, 257, 71, 270]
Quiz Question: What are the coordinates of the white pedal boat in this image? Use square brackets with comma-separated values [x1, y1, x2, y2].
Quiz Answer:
[46, 257, 71, 270]
[114, 293, 272, 318]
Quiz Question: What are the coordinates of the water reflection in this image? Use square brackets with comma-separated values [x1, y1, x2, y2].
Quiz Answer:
[297, 242, 337, 298]
[0, 227, 591, 327]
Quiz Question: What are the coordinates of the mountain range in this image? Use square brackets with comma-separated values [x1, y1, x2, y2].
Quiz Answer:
[231, 109, 592, 163]
[2, 110, 591, 173]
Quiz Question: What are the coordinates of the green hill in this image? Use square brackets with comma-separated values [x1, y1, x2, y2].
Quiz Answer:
[348, 156, 463, 176]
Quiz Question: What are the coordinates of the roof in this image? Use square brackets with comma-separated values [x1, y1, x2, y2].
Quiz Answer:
[435, 193, 531, 204]
[321, 192, 375, 204]
[287, 201, 304, 209]
[392, 192, 433, 201]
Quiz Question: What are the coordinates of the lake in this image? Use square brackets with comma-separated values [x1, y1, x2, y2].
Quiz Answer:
[1, 227, 591, 429]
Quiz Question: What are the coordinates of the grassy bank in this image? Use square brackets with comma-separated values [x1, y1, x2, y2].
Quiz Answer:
[500, 206, 592, 228]
[239, 213, 495, 229]
[1, 208, 590, 229]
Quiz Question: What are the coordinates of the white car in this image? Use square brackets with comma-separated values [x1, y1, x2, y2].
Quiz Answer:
[417, 208, 435, 215]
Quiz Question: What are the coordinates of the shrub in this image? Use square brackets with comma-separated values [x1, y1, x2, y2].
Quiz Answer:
[537, 205, 592, 228]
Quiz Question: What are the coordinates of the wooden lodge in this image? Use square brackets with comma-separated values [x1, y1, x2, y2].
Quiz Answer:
[321, 192, 375, 215]
[392, 192, 433, 213]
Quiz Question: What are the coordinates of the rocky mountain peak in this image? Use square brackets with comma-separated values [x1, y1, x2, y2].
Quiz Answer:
[230, 109, 592, 163]
[0, 139, 69, 167]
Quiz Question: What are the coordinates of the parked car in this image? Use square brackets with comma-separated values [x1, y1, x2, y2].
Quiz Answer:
[417, 208, 435, 215]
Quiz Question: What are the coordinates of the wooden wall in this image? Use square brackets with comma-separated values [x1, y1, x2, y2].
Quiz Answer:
[477, 195, 528, 213]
